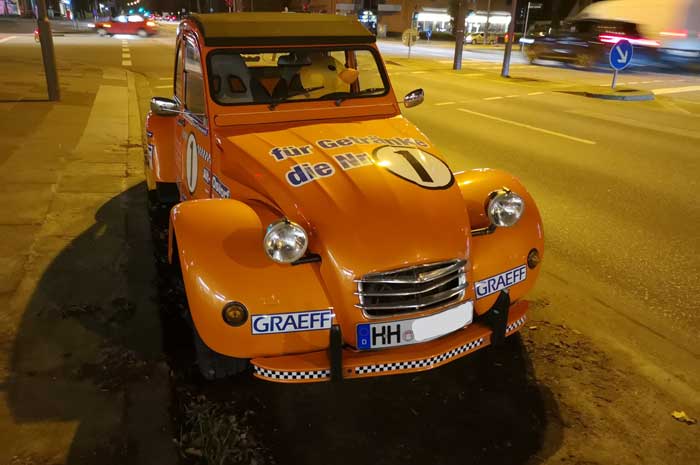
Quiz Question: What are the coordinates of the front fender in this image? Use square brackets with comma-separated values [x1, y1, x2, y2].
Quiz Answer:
[455, 169, 544, 315]
[169, 199, 332, 358]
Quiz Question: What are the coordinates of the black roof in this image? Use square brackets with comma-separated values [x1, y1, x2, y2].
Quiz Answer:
[188, 13, 376, 46]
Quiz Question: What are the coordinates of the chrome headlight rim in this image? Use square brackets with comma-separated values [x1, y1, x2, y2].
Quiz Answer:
[487, 189, 525, 228]
[263, 218, 309, 264]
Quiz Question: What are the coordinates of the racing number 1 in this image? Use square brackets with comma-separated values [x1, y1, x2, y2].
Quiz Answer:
[394, 149, 433, 183]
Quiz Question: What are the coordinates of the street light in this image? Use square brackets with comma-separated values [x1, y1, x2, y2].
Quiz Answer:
[521, 2, 542, 51]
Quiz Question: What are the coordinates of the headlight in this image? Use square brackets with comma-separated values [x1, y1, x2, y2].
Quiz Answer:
[487, 189, 525, 227]
[263, 219, 308, 263]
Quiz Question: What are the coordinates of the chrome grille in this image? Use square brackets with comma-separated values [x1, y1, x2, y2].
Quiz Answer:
[355, 259, 467, 318]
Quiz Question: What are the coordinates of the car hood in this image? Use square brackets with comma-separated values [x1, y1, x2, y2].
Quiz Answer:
[216, 115, 471, 319]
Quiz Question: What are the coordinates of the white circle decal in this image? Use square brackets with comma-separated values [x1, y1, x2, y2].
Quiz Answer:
[185, 133, 198, 194]
[373, 146, 453, 189]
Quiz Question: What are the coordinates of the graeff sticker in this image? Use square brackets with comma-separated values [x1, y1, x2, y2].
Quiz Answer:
[474, 265, 527, 299]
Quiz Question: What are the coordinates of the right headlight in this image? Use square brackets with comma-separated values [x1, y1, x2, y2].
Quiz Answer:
[487, 189, 525, 227]
[263, 219, 308, 264]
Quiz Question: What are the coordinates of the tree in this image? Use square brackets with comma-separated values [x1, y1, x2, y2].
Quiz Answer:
[449, 0, 469, 70]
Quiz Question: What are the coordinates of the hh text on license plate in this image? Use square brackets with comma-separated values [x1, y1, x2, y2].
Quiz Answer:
[356, 301, 473, 350]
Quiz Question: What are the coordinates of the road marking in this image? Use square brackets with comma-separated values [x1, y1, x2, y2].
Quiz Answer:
[505, 95, 519, 98]
[435, 101, 455, 106]
[122, 60, 132, 66]
[0, 35, 17, 43]
[568, 109, 700, 140]
[461, 73, 485, 77]
[652, 85, 700, 95]
[410, 71, 427, 74]
[159, 77, 171, 80]
[457, 108, 596, 145]
[528, 91, 545, 96]
[122, 53, 131, 58]
[154, 85, 172, 89]
[627, 81, 639, 85]
[483, 96, 503, 100]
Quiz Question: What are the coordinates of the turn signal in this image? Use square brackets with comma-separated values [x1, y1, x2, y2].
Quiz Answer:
[527, 248, 540, 269]
[222, 302, 248, 327]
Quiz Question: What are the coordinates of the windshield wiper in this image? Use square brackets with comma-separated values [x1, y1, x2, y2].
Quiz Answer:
[332, 87, 386, 106]
[267, 86, 324, 110]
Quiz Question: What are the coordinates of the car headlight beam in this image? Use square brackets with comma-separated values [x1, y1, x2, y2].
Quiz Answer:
[263, 219, 308, 264]
[487, 189, 525, 227]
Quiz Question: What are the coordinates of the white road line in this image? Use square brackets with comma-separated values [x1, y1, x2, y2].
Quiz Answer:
[652, 85, 700, 95]
[435, 101, 455, 106]
[627, 82, 639, 85]
[159, 77, 171, 80]
[483, 96, 504, 100]
[641, 81, 654, 84]
[461, 73, 485, 77]
[122, 53, 131, 58]
[505, 95, 519, 98]
[568, 109, 700, 139]
[154, 85, 172, 89]
[457, 108, 596, 145]
[122, 60, 132, 66]
[0, 35, 17, 43]
[410, 71, 427, 74]
[528, 91, 545, 96]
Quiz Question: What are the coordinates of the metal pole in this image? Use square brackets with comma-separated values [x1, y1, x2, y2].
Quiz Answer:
[611, 69, 618, 89]
[521, 2, 531, 51]
[500, 0, 519, 78]
[453, 0, 465, 70]
[36, 0, 60, 101]
[484, 0, 491, 44]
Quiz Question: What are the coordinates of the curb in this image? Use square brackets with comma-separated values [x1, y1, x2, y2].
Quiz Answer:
[584, 89, 655, 101]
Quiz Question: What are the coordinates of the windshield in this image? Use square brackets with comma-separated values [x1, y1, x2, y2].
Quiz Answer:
[206, 47, 389, 107]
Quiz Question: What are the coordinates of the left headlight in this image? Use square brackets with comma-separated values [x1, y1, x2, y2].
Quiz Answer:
[263, 219, 308, 263]
[487, 189, 525, 227]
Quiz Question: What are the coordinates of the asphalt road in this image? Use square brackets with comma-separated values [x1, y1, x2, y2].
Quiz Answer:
[2, 27, 699, 464]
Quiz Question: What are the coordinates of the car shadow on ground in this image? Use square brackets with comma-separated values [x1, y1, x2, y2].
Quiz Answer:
[5, 183, 175, 465]
[163, 290, 564, 463]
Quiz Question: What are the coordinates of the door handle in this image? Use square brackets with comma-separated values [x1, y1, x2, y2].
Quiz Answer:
[177, 118, 185, 127]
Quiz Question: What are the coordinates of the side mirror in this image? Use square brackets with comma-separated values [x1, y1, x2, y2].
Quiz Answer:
[150, 97, 179, 116]
[403, 88, 424, 108]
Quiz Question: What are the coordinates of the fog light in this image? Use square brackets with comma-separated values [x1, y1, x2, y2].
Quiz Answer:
[222, 302, 248, 327]
[527, 248, 540, 269]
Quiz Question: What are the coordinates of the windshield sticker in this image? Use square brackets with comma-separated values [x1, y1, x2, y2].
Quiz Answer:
[316, 135, 428, 150]
[372, 145, 454, 190]
[286, 162, 335, 187]
[270, 145, 313, 161]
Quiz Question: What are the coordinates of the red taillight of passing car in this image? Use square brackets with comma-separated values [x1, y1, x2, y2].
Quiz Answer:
[33, 28, 39, 42]
[598, 33, 660, 47]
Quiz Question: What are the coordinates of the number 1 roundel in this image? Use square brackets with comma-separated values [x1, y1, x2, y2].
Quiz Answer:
[185, 133, 198, 194]
[372, 145, 454, 189]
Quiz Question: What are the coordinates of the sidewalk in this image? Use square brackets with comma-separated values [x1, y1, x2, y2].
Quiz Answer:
[0, 17, 94, 34]
[0, 39, 177, 464]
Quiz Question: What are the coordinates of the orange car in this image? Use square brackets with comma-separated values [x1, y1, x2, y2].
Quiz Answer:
[145, 13, 544, 383]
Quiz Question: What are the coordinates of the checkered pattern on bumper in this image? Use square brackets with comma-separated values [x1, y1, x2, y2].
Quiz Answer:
[505, 315, 527, 334]
[253, 366, 330, 381]
[354, 337, 485, 375]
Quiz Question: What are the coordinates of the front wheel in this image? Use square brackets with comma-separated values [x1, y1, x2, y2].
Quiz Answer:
[192, 324, 249, 380]
[137, 28, 148, 38]
[97, 28, 107, 36]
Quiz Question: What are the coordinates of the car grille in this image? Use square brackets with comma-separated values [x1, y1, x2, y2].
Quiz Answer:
[355, 259, 467, 318]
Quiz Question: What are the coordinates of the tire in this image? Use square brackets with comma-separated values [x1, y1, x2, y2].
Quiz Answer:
[192, 324, 249, 380]
[97, 28, 107, 36]
[575, 53, 594, 69]
[137, 28, 148, 38]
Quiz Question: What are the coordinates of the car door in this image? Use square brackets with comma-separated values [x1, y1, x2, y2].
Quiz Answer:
[174, 34, 212, 200]
[111, 15, 127, 34]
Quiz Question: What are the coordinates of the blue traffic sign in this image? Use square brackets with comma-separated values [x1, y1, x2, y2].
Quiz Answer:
[609, 40, 633, 71]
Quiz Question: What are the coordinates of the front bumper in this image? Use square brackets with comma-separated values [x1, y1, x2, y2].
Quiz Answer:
[251, 298, 528, 383]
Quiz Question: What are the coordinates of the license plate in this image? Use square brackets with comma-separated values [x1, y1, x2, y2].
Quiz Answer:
[356, 301, 473, 350]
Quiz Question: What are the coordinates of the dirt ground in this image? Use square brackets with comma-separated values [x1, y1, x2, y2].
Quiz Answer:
[158, 279, 698, 465]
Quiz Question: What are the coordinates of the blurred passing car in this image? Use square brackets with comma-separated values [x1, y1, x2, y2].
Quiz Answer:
[95, 15, 158, 37]
[465, 32, 496, 45]
[523, 19, 660, 68]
